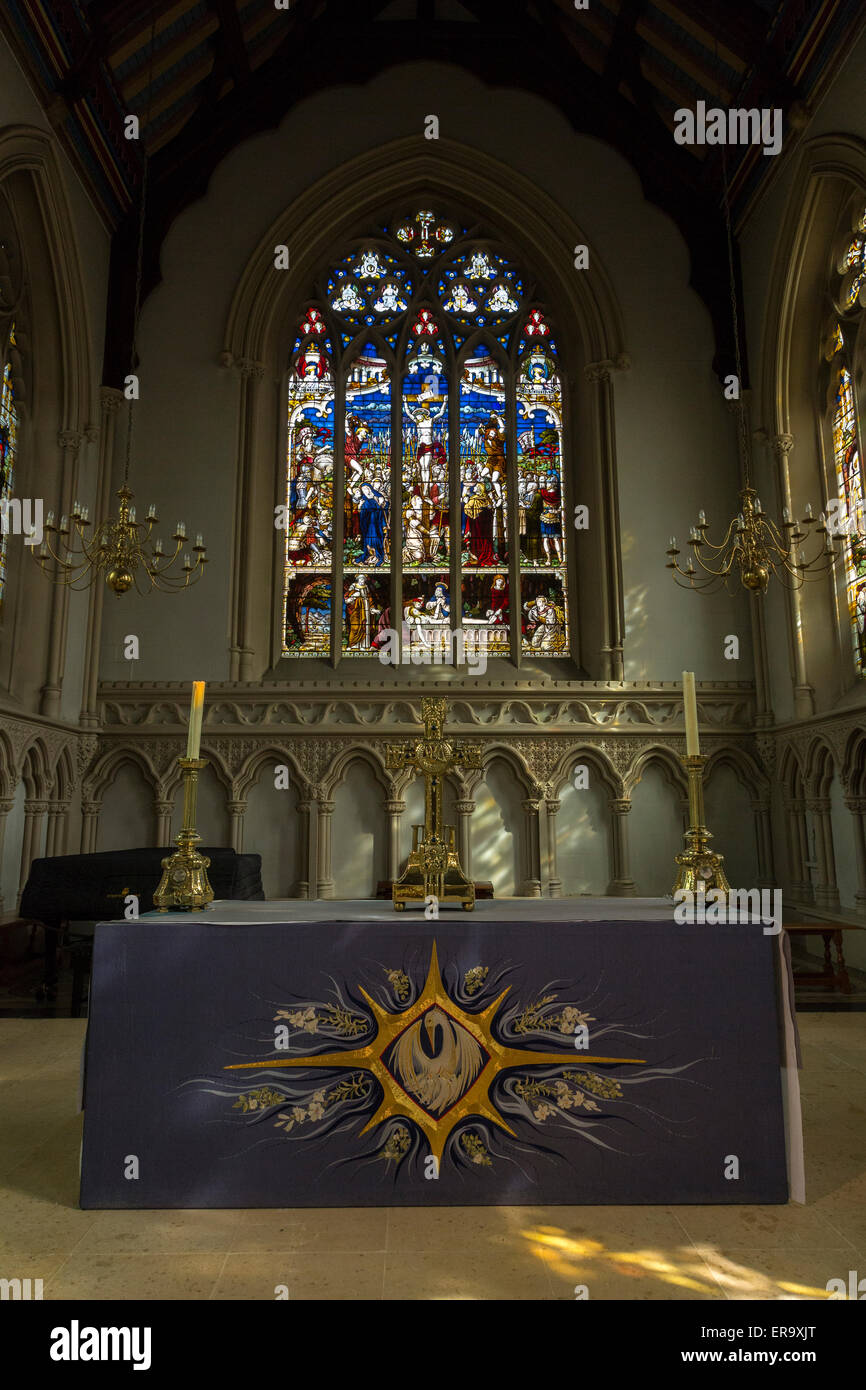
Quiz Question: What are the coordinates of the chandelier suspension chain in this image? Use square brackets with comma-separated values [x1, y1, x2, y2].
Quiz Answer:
[123, 7, 157, 487]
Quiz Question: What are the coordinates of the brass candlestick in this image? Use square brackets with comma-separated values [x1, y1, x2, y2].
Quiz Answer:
[673, 754, 731, 894]
[153, 757, 214, 911]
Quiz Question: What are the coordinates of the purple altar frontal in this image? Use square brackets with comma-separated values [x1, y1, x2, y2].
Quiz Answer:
[79, 901, 798, 1208]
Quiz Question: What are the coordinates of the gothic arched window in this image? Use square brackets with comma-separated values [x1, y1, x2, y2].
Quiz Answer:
[282, 211, 569, 665]
[0, 322, 18, 606]
[825, 204, 866, 674]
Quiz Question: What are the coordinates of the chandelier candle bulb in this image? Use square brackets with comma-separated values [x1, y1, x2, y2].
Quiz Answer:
[805, 502, 813, 519]
[682, 671, 700, 756]
[195, 534, 204, 549]
[60, 515, 68, 532]
[186, 682, 205, 760]
[46, 511, 54, 528]
[698, 510, 706, 525]
[783, 506, 791, 523]
[129, 506, 136, 524]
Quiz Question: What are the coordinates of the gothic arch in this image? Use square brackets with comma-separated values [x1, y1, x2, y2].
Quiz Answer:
[83, 746, 159, 802]
[234, 745, 309, 799]
[322, 745, 391, 800]
[0, 124, 97, 712]
[624, 744, 688, 800]
[549, 744, 621, 799]
[760, 134, 866, 438]
[804, 735, 841, 797]
[703, 744, 768, 800]
[219, 138, 628, 681]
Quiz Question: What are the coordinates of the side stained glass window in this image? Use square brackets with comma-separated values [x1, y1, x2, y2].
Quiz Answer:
[828, 204, 866, 675]
[832, 364, 866, 671]
[0, 323, 18, 606]
[281, 214, 571, 663]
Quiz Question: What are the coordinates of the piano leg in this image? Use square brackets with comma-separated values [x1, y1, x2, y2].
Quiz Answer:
[36, 919, 62, 1003]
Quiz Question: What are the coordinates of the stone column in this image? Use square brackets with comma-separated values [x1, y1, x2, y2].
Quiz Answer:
[750, 797, 776, 888]
[0, 799, 14, 916]
[520, 797, 542, 897]
[585, 361, 627, 680]
[772, 434, 815, 719]
[43, 803, 64, 858]
[229, 359, 265, 682]
[384, 799, 406, 885]
[545, 796, 562, 898]
[844, 797, 866, 916]
[226, 799, 246, 853]
[455, 799, 475, 878]
[316, 797, 335, 899]
[80, 388, 124, 726]
[296, 798, 313, 899]
[607, 797, 637, 896]
[80, 799, 101, 854]
[19, 799, 49, 894]
[41, 429, 81, 718]
[153, 799, 174, 848]
[807, 797, 839, 910]
[794, 799, 813, 901]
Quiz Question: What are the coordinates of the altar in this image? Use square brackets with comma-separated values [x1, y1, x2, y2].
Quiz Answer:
[79, 899, 801, 1209]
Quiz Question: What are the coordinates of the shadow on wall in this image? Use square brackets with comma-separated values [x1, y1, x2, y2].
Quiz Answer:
[629, 762, 683, 896]
[556, 778, 609, 895]
[332, 759, 386, 898]
[473, 759, 523, 895]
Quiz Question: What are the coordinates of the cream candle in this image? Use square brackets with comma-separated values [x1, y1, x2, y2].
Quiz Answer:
[186, 681, 205, 759]
[682, 671, 700, 756]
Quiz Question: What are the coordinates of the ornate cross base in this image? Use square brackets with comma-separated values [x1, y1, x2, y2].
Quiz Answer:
[392, 823, 475, 912]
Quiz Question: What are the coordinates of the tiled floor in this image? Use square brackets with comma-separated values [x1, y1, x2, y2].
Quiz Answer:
[0, 1013, 863, 1300]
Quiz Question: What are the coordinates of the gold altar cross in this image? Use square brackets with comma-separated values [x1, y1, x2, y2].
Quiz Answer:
[386, 697, 481, 911]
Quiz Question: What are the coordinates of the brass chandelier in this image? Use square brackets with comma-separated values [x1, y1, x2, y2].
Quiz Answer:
[36, 12, 207, 597]
[666, 157, 859, 596]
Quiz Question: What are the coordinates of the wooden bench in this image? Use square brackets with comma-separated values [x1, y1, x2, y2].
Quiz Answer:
[783, 922, 863, 994]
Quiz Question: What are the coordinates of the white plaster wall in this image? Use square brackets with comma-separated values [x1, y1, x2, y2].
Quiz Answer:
[703, 764, 760, 889]
[243, 770, 299, 898]
[98, 61, 749, 684]
[830, 774, 858, 910]
[555, 778, 609, 895]
[97, 763, 154, 851]
[473, 760, 524, 894]
[332, 761, 386, 897]
[629, 764, 683, 896]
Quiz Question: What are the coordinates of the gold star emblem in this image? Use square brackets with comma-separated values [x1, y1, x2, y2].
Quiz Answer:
[226, 942, 646, 1162]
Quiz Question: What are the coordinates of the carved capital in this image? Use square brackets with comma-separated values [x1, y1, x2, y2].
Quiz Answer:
[844, 797, 866, 816]
[545, 797, 561, 814]
[805, 797, 831, 814]
[584, 361, 610, 385]
[100, 385, 126, 415]
[772, 433, 794, 459]
[384, 799, 406, 815]
[236, 357, 266, 381]
[57, 429, 81, 452]
[81, 800, 102, 816]
[609, 798, 632, 815]
[521, 797, 541, 815]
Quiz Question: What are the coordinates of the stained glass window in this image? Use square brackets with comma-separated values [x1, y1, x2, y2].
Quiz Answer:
[831, 367, 866, 672]
[282, 214, 570, 663]
[0, 324, 18, 606]
[828, 205, 866, 676]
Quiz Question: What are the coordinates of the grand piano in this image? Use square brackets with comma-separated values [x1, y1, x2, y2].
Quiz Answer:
[20, 847, 264, 1011]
